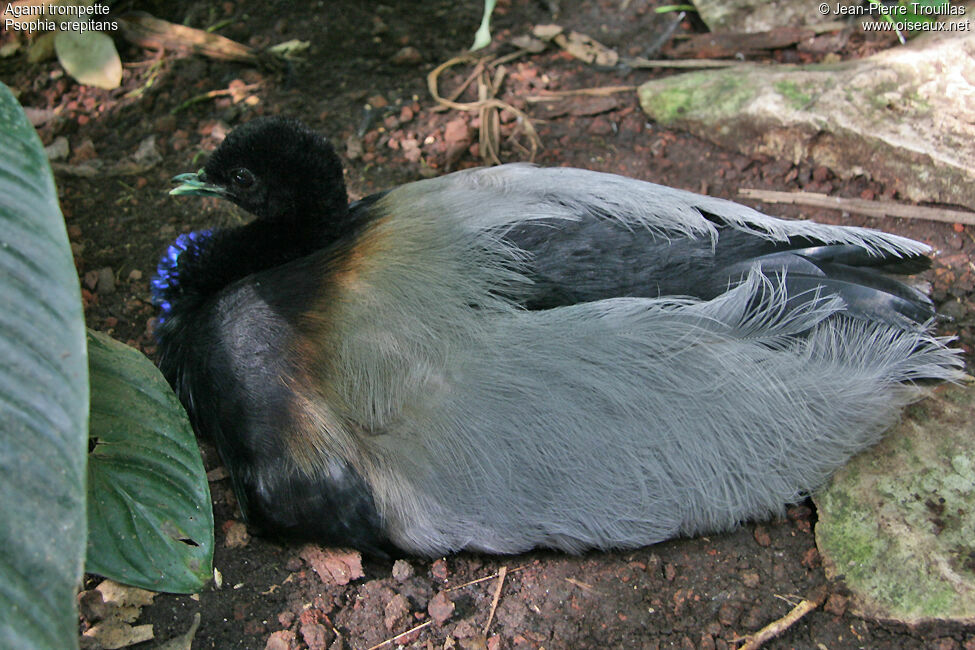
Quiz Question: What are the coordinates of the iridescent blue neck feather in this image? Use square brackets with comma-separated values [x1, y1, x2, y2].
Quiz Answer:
[151, 230, 213, 324]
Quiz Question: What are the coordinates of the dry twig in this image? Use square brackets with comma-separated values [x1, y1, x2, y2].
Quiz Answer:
[525, 85, 636, 102]
[428, 54, 542, 164]
[739, 188, 975, 227]
[482, 565, 508, 637]
[736, 598, 818, 649]
[365, 620, 432, 650]
[446, 564, 528, 592]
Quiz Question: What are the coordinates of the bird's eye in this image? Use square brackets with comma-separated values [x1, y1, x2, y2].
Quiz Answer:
[231, 168, 255, 188]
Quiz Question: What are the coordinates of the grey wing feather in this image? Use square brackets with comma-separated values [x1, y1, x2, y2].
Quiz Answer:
[422, 164, 930, 257]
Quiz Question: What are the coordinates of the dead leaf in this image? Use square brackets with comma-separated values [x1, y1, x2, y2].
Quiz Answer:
[534, 95, 621, 119]
[670, 27, 814, 59]
[82, 621, 154, 649]
[54, 30, 123, 89]
[510, 34, 547, 53]
[95, 580, 156, 611]
[553, 30, 619, 66]
[118, 11, 256, 63]
[532, 24, 564, 41]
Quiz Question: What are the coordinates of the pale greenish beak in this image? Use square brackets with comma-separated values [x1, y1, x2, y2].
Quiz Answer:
[169, 170, 229, 198]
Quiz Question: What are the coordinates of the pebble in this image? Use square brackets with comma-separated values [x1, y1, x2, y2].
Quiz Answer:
[45, 136, 70, 161]
[427, 591, 455, 625]
[824, 593, 849, 616]
[663, 562, 677, 581]
[264, 630, 295, 650]
[391, 46, 422, 66]
[383, 593, 410, 630]
[83, 270, 100, 291]
[717, 600, 740, 627]
[300, 621, 330, 650]
[430, 558, 449, 581]
[752, 525, 772, 547]
[71, 138, 97, 164]
[391, 559, 414, 582]
[95, 267, 116, 295]
[940, 299, 966, 321]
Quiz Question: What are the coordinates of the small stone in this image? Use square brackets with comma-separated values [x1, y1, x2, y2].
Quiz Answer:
[83, 270, 99, 291]
[452, 618, 477, 639]
[741, 605, 766, 630]
[277, 611, 294, 627]
[391, 46, 422, 66]
[430, 558, 449, 581]
[939, 299, 966, 321]
[345, 136, 364, 161]
[95, 267, 116, 295]
[753, 525, 772, 547]
[71, 138, 97, 163]
[742, 572, 760, 588]
[663, 562, 677, 581]
[300, 621, 330, 650]
[801, 547, 820, 568]
[45, 136, 70, 161]
[128, 269, 143, 281]
[587, 117, 614, 135]
[717, 601, 740, 627]
[427, 591, 455, 625]
[367, 94, 388, 109]
[391, 559, 414, 582]
[811, 165, 830, 183]
[824, 593, 848, 616]
[384, 593, 410, 630]
[265, 630, 295, 650]
[299, 546, 364, 586]
[224, 521, 250, 548]
[67, 224, 82, 239]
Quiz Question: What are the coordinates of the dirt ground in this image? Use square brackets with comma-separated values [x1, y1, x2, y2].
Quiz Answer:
[3, 0, 975, 647]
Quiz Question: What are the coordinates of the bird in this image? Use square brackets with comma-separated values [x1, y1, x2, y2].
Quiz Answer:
[153, 116, 962, 557]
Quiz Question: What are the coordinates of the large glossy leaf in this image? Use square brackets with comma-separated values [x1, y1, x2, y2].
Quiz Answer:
[86, 331, 213, 593]
[0, 82, 88, 648]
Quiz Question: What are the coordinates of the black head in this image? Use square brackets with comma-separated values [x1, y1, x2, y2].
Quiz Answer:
[171, 117, 348, 224]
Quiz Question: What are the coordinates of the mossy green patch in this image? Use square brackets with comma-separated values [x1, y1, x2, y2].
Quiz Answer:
[814, 385, 975, 623]
[773, 80, 812, 110]
[638, 70, 758, 125]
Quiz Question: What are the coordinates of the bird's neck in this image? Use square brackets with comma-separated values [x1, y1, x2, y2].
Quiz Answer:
[151, 215, 334, 325]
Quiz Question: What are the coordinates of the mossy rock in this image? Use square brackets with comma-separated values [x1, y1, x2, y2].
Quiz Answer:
[637, 33, 975, 210]
[813, 384, 975, 624]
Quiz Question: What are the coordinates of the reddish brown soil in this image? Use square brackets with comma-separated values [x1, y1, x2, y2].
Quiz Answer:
[4, 0, 974, 648]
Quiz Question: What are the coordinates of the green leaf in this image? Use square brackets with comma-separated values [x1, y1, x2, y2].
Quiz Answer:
[54, 30, 122, 90]
[0, 82, 88, 649]
[86, 331, 214, 593]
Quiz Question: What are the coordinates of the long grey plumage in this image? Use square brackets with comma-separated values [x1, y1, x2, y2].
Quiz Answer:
[282, 165, 962, 555]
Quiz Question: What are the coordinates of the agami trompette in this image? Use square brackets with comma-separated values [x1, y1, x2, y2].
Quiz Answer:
[154, 117, 961, 557]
